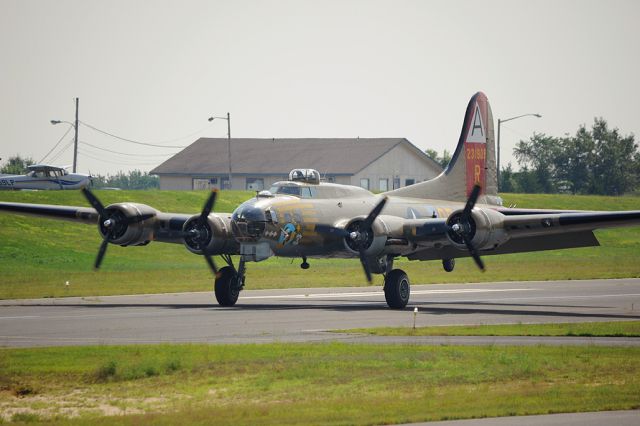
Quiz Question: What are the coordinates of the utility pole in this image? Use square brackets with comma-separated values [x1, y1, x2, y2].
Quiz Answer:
[496, 113, 541, 191]
[497, 118, 501, 191]
[208, 112, 232, 189]
[73, 97, 79, 173]
[227, 112, 232, 190]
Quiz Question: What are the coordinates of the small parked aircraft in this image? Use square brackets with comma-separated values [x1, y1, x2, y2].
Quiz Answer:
[0, 164, 91, 190]
[1, 92, 639, 308]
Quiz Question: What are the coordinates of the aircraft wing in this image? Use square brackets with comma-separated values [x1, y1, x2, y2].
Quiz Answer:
[27, 164, 67, 172]
[0, 202, 99, 224]
[0, 201, 198, 243]
[501, 210, 640, 237]
[404, 209, 640, 261]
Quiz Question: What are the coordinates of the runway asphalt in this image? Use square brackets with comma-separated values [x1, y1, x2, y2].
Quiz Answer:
[1, 278, 639, 347]
[408, 410, 640, 426]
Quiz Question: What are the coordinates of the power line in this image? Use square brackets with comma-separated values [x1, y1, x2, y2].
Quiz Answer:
[79, 140, 180, 157]
[77, 149, 165, 167]
[79, 120, 214, 148]
[39, 125, 73, 163]
[78, 142, 174, 165]
[48, 140, 75, 164]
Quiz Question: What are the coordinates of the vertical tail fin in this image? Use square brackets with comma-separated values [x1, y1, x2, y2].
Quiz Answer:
[385, 92, 500, 205]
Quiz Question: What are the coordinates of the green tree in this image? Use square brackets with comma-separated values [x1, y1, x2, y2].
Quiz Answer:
[590, 118, 638, 195]
[511, 119, 639, 195]
[86, 170, 158, 190]
[104, 170, 159, 189]
[554, 128, 595, 194]
[512, 166, 544, 193]
[513, 133, 561, 193]
[0, 155, 34, 174]
[425, 149, 451, 169]
[499, 163, 516, 193]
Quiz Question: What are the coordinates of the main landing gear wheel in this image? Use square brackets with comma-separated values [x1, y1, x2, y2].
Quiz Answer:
[214, 266, 241, 307]
[384, 269, 410, 309]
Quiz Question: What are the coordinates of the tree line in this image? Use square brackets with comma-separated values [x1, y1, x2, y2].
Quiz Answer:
[90, 170, 159, 190]
[503, 118, 639, 195]
[0, 156, 158, 190]
[426, 118, 640, 195]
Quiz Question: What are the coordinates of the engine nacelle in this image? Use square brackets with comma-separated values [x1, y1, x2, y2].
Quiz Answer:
[99, 203, 158, 246]
[446, 208, 509, 251]
[183, 213, 235, 255]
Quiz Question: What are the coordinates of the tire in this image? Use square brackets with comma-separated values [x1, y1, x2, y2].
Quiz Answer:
[214, 266, 241, 307]
[443, 258, 455, 272]
[384, 269, 410, 309]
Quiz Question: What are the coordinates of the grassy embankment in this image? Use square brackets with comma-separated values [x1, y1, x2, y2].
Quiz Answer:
[342, 321, 640, 337]
[1, 343, 640, 424]
[1, 190, 639, 299]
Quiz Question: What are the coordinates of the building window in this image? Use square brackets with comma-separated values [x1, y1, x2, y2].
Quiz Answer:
[393, 177, 400, 189]
[246, 178, 264, 191]
[378, 178, 388, 192]
[193, 178, 218, 190]
[327, 176, 335, 183]
[360, 178, 370, 190]
[405, 178, 415, 186]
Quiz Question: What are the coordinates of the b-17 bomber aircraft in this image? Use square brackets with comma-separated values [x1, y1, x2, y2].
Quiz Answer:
[0, 164, 91, 190]
[2, 92, 640, 309]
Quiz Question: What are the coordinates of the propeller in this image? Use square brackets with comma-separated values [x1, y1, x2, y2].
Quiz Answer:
[413, 185, 485, 271]
[81, 188, 154, 270]
[183, 189, 220, 277]
[457, 185, 484, 271]
[316, 196, 388, 283]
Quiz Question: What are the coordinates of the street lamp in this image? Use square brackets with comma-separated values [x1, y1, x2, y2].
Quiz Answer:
[50, 98, 79, 173]
[208, 112, 232, 190]
[497, 113, 542, 191]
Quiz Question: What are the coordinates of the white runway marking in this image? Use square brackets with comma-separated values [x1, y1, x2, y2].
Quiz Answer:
[0, 316, 40, 320]
[477, 293, 640, 303]
[240, 288, 534, 300]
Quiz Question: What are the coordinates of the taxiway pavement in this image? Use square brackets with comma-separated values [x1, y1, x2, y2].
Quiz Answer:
[1, 278, 640, 347]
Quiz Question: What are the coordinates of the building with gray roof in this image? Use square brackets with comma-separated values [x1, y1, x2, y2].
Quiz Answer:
[150, 138, 442, 191]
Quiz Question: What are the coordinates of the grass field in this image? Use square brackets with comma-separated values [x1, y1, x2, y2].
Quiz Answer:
[341, 321, 640, 337]
[1, 190, 639, 299]
[1, 343, 639, 424]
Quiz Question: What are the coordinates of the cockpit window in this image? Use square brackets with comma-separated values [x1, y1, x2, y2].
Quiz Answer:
[268, 185, 317, 198]
[270, 185, 301, 196]
[301, 187, 316, 198]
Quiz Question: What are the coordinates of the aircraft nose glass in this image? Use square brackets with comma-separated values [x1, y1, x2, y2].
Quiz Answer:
[232, 205, 267, 239]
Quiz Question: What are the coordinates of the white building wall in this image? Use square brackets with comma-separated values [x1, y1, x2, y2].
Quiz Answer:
[351, 144, 441, 191]
[159, 174, 291, 191]
[159, 175, 192, 190]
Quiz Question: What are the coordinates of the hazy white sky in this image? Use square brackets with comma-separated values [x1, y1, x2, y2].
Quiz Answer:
[1, 0, 639, 175]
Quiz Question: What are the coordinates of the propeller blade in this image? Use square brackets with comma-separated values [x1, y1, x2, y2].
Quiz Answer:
[462, 185, 481, 220]
[463, 237, 485, 272]
[362, 196, 388, 229]
[82, 188, 107, 217]
[359, 250, 373, 283]
[314, 224, 350, 238]
[94, 236, 109, 270]
[200, 189, 218, 222]
[203, 250, 219, 276]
